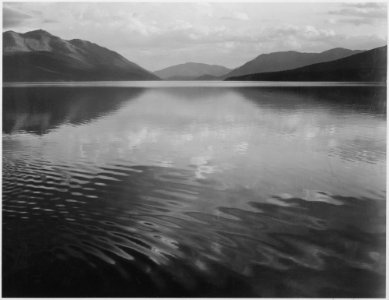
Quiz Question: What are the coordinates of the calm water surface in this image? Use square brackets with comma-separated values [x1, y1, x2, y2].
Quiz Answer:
[3, 83, 386, 297]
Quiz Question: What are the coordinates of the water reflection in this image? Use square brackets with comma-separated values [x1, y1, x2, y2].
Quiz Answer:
[3, 87, 144, 134]
[3, 84, 386, 297]
[233, 86, 386, 115]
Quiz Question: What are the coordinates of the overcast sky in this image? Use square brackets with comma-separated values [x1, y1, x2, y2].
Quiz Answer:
[3, 2, 387, 71]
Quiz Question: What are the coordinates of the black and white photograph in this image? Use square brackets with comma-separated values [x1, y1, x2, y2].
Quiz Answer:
[2, 1, 387, 297]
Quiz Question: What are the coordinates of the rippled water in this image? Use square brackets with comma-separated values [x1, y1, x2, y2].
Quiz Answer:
[3, 83, 386, 297]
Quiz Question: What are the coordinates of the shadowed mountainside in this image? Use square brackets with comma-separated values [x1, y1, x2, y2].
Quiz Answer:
[226, 46, 387, 82]
[224, 48, 363, 78]
[3, 30, 159, 81]
[154, 62, 230, 80]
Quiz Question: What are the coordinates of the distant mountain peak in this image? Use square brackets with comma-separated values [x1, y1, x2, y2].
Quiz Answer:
[154, 62, 231, 80]
[3, 30, 17, 35]
[323, 47, 349, 51]
[184, 62, 212, 66]
[23, 29, 53, 37]
[320, 47, 358, 54]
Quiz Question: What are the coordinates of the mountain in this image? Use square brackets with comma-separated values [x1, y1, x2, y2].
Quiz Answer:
[3, 29, 159, 81]
[154, 62, 230, 80]
[194, 74, 220, 81]
[224, 48, 363, 78]
[225, 46, 387, 82]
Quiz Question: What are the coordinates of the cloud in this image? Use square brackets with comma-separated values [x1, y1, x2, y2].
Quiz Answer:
[342, 3, 385, 9]
[112, 20, 382, 55]
[3, 4, 58, 29]
[43, 18, 58, 24]
[338, 18, 375, 26]
[221, 11, 249, 21]
[195, 2, 213, 18]
[3, 6, 32, 28]
[248, 25, 336, 52]
[223, 24, 384, 56]
[329, 2, 386, 25]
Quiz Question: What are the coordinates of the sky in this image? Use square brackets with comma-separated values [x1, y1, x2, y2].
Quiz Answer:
[3, 1, 387, 71]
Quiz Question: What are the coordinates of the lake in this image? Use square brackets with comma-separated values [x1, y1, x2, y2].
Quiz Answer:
[2, 82, 386, 297]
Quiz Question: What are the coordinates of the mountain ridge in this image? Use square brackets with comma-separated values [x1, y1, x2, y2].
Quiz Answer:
[3, 29, 159, 81]
[224, 48, 363, 78]
[225, 46, 387, 82]
[3, 29, 386, 83]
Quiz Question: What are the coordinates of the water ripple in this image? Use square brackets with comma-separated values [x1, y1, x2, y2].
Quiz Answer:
[3, 85, 385, 297]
